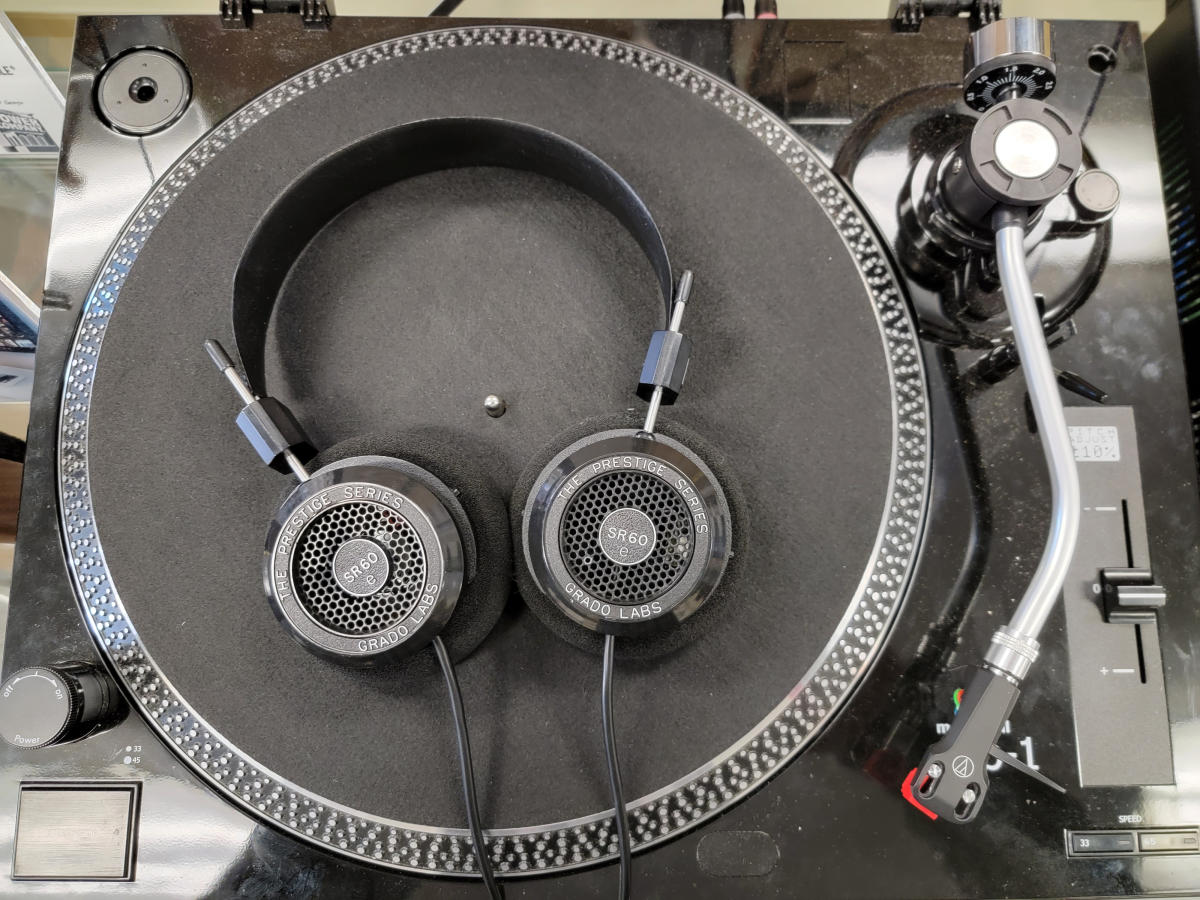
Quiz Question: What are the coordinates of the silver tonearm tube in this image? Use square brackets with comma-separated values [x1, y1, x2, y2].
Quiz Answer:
[908, 16, 1093, 824]
[983, 206, 1082, 681]
[910, 205, 1079, 822]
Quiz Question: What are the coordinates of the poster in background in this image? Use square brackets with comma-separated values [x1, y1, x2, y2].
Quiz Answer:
[0, 14, 64, 158]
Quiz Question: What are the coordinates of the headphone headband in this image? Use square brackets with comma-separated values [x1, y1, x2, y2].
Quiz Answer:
[231, 116, 675, 395]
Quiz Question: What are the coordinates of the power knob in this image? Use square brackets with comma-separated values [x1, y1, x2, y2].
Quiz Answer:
[964, 17, 1057, 112]
[0, 663, 124, 749]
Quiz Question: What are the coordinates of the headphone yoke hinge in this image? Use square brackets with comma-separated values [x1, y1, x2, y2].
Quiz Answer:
[637, 270, 694, 421]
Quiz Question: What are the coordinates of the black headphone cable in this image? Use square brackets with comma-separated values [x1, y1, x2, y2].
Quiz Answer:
[602, 633, 632, 900]
[432, 635, 503, 900]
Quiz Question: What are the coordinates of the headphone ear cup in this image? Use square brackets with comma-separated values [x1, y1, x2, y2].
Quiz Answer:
[512, 412, 747, 660]
[310, 430, 512, 673]
[512, 421, 598, 654]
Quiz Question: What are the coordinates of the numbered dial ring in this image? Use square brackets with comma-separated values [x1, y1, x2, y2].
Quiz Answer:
[964, 61, 1057, 112]
[264, 458, 464, 664]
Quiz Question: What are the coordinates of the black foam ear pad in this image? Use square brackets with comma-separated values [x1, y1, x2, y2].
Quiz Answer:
[512, 412, 748, 660]
[307, 429, 512, 675]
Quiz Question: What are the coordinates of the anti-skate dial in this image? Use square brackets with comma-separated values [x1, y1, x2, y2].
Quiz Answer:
[963, 18, 1057, 112]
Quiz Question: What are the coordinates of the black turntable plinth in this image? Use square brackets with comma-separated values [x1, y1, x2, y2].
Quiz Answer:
[1, 11, 1198, 899]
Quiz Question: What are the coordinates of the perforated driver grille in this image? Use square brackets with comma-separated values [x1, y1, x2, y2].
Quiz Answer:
[293, 501, 426, 635]
[560, 471, 695, 603]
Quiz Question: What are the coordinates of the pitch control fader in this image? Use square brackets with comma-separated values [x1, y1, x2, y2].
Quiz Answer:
[1063, 407, 1173, 787]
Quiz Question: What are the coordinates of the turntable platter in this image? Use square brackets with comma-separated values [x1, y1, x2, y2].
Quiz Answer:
[62, 26, 928, 873]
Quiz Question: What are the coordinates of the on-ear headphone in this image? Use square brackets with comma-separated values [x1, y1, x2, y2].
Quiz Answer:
[207, 117, 736, 899]
[514, 253, 735, 645]
[208, 115, 721, 665]
[518, 417, 735, 638]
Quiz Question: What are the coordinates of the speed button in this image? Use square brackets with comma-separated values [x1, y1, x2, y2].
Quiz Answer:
[1068, 831, 1135, 854]
[1139, 831, 1200, 853]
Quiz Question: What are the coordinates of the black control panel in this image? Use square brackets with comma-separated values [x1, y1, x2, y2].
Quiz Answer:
[1068, 829, 1200, 857]
[1061, 408, 1174, 787]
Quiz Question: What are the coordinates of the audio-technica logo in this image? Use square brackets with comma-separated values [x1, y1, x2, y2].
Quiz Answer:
[952, 755, 975, 778]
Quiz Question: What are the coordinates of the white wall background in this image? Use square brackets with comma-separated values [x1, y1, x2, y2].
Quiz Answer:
[1, 1, 1170, 39]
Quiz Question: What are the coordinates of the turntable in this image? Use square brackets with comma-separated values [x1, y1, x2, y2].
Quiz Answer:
[0, 6, 1198, 898]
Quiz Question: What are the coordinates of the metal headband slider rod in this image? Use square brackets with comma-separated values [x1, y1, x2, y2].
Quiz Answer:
[638, 270, 694, 434]
[204, 339, 315, 480]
